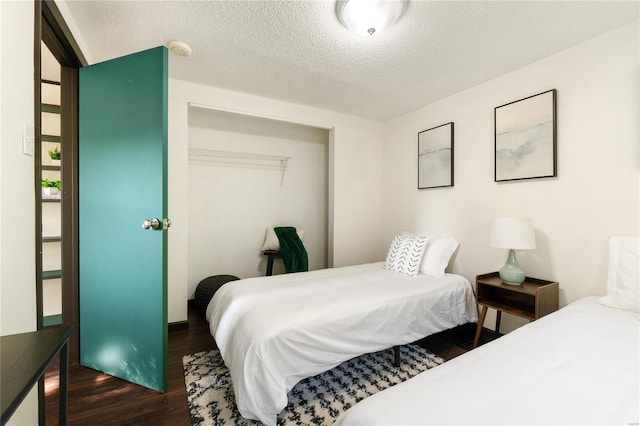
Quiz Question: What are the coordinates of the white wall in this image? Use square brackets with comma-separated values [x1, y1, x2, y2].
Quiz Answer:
[380, 21, 640, 333]
[168, 79, 384, 321]
[0, 1, 39, 424]
[187, 107, 329, 295]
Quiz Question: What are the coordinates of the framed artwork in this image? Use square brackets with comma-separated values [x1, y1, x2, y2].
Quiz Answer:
[494, 89, 557, 182]
[418, 122, 454, 189]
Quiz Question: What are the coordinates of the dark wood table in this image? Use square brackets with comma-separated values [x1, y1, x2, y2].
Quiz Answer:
[262, 250, 282, 276]
[1, 326, 72, 425]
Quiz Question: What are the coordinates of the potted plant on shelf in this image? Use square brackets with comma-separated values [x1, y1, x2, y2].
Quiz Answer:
[48, 146, 61, 166]
[42, 179, 61, 197]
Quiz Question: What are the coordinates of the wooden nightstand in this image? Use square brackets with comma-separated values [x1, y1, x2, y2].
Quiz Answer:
[473, 272, 559, 348]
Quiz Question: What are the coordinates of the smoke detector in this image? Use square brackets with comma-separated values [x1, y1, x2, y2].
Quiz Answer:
[168, 40, 192, 57]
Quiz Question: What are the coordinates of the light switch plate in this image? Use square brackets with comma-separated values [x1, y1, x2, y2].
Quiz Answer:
[22, 123, 34, 156]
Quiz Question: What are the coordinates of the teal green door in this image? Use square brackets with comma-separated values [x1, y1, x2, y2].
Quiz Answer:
[79, 47, 168, 391]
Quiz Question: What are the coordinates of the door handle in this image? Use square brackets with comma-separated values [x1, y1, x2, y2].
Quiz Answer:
[142, 218, 160, 230]
[142, 218, 171, 231]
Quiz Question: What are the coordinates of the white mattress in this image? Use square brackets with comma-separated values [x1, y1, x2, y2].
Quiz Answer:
[206, 262, 477, 425]
[335, 296, 640, 425]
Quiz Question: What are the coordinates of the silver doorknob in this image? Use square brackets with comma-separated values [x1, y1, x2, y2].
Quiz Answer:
[162, 218, 172, 230]
[142, 218, 160, 230]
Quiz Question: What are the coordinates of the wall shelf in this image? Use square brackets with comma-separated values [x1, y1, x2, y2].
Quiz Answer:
[42, 135, 61, 143]
[43, 270, 62, 280]
[188, 148, 291, 185]
[39, 50, 64, 338]
[42, 104, 61, 114]
[42, 79, 61, 86]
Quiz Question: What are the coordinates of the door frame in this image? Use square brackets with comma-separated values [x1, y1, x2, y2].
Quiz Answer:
[33, 0, 87, 410]
[34, 1, 85, 423]
[36, 0, 85, 359]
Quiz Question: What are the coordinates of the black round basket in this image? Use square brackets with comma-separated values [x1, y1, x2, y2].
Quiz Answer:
[194, 274, 240, 313]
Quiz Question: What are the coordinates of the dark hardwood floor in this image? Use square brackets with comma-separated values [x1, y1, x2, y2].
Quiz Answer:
[44, 308, 500, 425]
[44, 307, 215, 426]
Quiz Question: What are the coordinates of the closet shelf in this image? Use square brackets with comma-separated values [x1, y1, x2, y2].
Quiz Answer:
[188, 148, 291, 185]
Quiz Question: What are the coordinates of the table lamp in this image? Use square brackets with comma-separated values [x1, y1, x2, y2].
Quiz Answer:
[490, 217, 536, 285]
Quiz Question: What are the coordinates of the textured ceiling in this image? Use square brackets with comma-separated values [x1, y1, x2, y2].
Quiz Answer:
[62, 0, 639, 121]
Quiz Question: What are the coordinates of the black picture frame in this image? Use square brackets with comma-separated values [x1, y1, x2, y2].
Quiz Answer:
[494, 89, 557, 182]
[418, 122, 454, 189]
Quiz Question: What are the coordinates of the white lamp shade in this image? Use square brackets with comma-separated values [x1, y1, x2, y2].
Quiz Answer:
[490, 218, 536, 250]
[336, 0, 408, 36]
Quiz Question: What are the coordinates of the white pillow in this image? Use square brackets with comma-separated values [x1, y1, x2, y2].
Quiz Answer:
[261, 226, 305, 251]
[599, 236, 639, 313]
[420, 236, 459, 277]
[384, 234, 428, 277]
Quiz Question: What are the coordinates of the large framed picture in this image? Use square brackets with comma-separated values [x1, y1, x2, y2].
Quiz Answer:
[494, 89, 557, 182]
[418, 122, 454, 189]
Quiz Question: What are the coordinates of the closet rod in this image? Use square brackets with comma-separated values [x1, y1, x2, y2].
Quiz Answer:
[188, 148, 290, 185]
[188, 148, 289, 162]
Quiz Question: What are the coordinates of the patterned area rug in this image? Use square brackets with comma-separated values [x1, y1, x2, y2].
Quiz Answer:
[183, 344, 443, 425]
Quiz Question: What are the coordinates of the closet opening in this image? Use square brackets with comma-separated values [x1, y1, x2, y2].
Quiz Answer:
[186, 106, 330, 299]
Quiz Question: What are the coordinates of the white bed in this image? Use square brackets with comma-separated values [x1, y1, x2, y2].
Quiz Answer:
[336, 237, 640, 426]
[206, 261, 478, 425]
[335, 297, 639, 425]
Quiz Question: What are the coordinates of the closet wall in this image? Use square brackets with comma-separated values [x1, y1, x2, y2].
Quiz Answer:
[187, 106, 329, 297]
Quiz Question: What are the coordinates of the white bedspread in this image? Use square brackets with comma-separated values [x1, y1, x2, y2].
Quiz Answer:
[335, 296, 640, 425]
[206, 262, 477, 425]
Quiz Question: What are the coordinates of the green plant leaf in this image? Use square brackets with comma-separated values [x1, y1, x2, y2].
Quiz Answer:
[41, 179, 60, 188]
[48, 146, 61, 160]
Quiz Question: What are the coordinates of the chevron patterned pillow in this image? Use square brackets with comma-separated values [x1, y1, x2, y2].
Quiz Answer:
[384, 235, 428, 277]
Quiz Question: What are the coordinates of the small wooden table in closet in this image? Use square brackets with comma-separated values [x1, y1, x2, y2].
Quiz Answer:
[262, 250, 282, 276]
[473, 272, 559, 348]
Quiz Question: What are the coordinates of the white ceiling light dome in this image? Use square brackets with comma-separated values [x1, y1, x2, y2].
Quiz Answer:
[336, 0, 408, 36]
[168, 40, 192, 57]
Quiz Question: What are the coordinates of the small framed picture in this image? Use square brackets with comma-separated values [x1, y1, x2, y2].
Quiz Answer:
[418, 122, 454, 189]
[495, 89, 557, 182]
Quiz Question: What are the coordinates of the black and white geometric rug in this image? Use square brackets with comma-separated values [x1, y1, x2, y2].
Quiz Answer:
[183, 344, 443, 425]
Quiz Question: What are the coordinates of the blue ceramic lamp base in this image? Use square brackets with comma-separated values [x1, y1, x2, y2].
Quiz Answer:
[499, 249, 526, 285]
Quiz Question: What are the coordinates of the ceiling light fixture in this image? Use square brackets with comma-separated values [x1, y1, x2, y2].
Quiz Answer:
[336, 0, 408, 36]
[168, 40, 192, 57]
